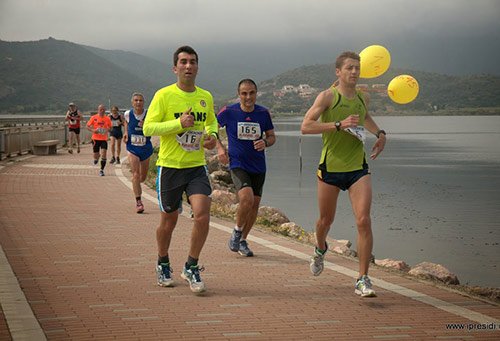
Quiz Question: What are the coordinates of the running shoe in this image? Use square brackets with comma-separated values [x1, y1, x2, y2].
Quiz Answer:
[99, 169, 105, 176]
[136, 200, 144, 214]
[68, 149, 73, 154]
[238, 240, 254, 257]
[110, 157, 116, 164]
[309, 242, 328, 276]
[228, 229, 242, 252]
[156, 263, 174, 287]
[181, 265, 206, 293]
[355, 275, 377, 297]
[77, 147, 80, 153]
[116, 157, 120, 164]
[93, 159, 99, 166]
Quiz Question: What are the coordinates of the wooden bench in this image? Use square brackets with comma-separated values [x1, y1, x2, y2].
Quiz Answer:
[32, 139, 60, 155]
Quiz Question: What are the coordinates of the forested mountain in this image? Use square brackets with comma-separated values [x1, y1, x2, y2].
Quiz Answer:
[1, 38, 499, 115]
[0, 38, 162, 113]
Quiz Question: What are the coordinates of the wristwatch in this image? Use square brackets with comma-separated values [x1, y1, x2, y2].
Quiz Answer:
[335, 121, 342, 131]
[376, 129, 386, 138]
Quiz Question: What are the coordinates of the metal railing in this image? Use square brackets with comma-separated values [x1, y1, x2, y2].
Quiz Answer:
[0, 116, 93, 160]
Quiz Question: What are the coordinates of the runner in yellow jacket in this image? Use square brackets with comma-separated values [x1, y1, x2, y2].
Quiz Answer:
[143, 45, 218, 294]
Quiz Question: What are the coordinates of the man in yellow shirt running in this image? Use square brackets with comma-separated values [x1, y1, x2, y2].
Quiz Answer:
[143, 46, 218, 294]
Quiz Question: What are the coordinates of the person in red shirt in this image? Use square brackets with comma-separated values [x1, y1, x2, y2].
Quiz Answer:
[86, 104, 112, 176]
[65, 102, 83, 154]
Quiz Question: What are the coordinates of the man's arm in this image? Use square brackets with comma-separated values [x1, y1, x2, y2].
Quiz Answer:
[300, 90, 336, 134]
[143, 94, 186, 137]
[361, 92, 386, 160]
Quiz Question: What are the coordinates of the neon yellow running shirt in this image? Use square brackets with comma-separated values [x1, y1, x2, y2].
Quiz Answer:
[319, 87, 367, 172]
[143, 84, 218, 169]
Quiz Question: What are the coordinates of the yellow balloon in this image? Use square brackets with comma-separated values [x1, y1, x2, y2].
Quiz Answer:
[387, 75, 419, 104]
[359, 45, 391, 78]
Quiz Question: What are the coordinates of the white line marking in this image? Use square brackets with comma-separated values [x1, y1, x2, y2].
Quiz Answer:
[116, 161, 500, 325]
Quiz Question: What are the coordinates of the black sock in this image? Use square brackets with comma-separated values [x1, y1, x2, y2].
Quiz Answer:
[100, 159, 107, 170]
[158, 255, 169, 265]
[93, 159, 98, 165]
[186, 256, 198, 268]
[136, 196, 141, 202]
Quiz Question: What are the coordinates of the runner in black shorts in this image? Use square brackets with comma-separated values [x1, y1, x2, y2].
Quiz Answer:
[216, 79, 276, 257]
[109, 106, 124, 165]
[143, 46, 219, 294]
[157, 166, 211, 213]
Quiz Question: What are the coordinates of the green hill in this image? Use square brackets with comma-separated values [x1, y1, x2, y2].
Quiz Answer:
[254, 64, 500, 115]
[0, 38, 161, 113]
[1, 38, 499, 115]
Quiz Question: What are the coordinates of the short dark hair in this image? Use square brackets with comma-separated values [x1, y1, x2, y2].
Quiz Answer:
[173, 45, 198, 66]
[238, 78, 257, 93]
[335, 51, 360, 69]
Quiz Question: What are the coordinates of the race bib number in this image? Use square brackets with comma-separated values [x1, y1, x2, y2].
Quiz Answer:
[344, 126, 366, 144]
[176, 130, 203, 151]
[237, 122, 261, 140]
[70, 119, 76, 125]
[131, 134, 146, 147]
[96, 128, 107, 135]
[112, 120, 120, 127]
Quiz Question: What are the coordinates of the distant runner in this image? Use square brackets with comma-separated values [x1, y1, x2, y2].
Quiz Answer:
[123, 93, 153, 214]
[86, 104, 112, 176]
[109, 106, 124, 165]
[65, 102, 83, 154]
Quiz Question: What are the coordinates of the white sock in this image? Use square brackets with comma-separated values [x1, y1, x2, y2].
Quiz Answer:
[234, 226, 243, 231]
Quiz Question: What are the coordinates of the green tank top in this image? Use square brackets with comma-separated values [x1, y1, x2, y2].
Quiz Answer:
[319, 87, 367, 172]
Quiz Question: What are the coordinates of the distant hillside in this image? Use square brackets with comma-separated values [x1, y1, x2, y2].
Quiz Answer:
[1, 38, 499, 115]
[82, 45, 175, 89]
[254, 64, 500, 114]
[0, 38, 161, 113]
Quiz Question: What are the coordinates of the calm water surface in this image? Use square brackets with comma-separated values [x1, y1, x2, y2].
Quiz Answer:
[263, 116, 500, 287]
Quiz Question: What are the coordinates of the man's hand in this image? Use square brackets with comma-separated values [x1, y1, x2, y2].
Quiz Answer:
[340, 115, 360, 129]
[370, 134, 386, 160]
[203, 134, 216, 150]
[253, 139, 266, 152]
[123, 133, 128, 143]
[180, 107, 194, 128]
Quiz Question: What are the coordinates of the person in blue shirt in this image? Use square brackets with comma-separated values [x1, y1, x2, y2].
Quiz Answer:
[123, 92, 154, 214]
[216, 79, 276, 257]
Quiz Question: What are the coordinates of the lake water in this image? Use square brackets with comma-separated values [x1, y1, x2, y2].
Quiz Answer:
[262, 116, 500, 287]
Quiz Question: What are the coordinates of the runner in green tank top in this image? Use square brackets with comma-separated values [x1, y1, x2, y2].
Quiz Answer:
[301, 51, 387, 297]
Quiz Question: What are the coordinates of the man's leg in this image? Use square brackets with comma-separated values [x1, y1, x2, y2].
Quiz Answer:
[316, 179, 340, 250]
[99, 147, 107, 176]
[187, 194, 211, 259]
[75, 133, 80, 153]
[128, 152, 142, 198]
[156, 210, 178, 287]
[236, 187, 256, 239]
[348, 175, 373, 277]
[68, 131, 74, 153]
[116, 138, 122, 162]
[310, 179, 340, 276]
[139, 157, 151, 183]
[156, 211, 179, 259]
[181, 193, 210, 293]
[110, 137, 116, 160]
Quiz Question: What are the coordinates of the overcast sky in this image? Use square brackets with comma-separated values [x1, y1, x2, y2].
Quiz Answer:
[1, 0, 500, 75]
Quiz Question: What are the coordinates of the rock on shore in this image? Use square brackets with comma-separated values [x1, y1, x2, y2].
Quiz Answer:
[408, 262, 460, 285]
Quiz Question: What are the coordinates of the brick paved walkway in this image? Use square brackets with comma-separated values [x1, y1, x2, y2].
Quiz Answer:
[0, 145, 499, 340]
